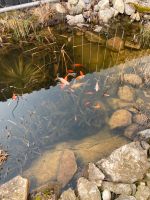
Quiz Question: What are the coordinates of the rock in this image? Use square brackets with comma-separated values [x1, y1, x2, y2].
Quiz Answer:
[112, 0, 124, 14]
[124, 0, 137, 15]
[94, 25, 102, 33]
[57, 149, 77, 187]
[67, 0, 85, 15]
[59, 188, 77, 200]
[97, 142, 150, 183]
[66, 14, 85, 26]
[137, 129, 150, 140]
[102, 189, 111, 200]
[98, 8, 115, 23]
[122, 74, 142, 86]
[77, 177, 101, 200]
[88, 163, 105, 186]
[118, 86, 134, 102]
[115, 195, 136, 200]
[107, 98, 133, 110]
[68, 0, 79, 6]
[106, 37, 124, 52]
[52, 3, 67, 14]
[133, 113, 148, 125]
[124, 123, 139, 139]
[135, 185, 150, 200]
[85, 31, 105, 44]
[102, 181, 135, 195]
[125, 40, 141, 49]
[130, 12, 140, 21]
[94, 4, 99, 12]
[0, 176, 29, 200]
[98, 0, 110, 10]
[108, 109, 132, 129]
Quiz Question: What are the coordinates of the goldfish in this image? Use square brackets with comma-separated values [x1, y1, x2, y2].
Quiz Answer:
[92, 102, 102, 109]
[95, 81, 100, 92]
[67, 69, 74, 73]
[12, 93, 17, 100]
[72, 63, 83, 68]
[103, 93, 110, 97]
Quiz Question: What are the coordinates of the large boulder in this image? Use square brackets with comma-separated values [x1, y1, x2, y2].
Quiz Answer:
[108, 109, 132, 129]
[77, 177, 101, 200]
[106, 37, 124, 52]
[0, 176, 29, 200]
[97, 142, 150, 183]
[112, 0, 125, 13]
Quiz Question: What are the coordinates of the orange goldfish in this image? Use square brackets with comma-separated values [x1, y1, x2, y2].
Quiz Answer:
[12, 93, 17, 100]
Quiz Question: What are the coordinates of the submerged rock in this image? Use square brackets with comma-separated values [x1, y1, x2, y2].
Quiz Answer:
[59, 188, 77, 200]
[124, 123, 139, 139]
[122, 74, 142, 86]
[133, 113, 148, 125]
[106, 37, 124, 52]
[97, 142, 150, 183]
[118, 85, 135, 102]
[125, 40, 141, 50]
[102, 181, 135, 195]
[135, 185, 150, 200]
[108, 109, 132, 129]
[88, 163, 105, 186]
[77, 177, 101, 200]
[0, 176, 29, 200]
[85, 31, 105, 44]
[57, 149, 77, 187]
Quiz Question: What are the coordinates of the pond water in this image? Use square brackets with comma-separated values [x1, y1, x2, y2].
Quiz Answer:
[0, 28, 150, 190]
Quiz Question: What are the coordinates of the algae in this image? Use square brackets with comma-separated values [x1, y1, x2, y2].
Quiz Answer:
[128, 2, 150, 13]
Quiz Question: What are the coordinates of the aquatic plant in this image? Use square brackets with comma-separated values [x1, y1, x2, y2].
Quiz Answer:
[1, 57, 49, 89]
[128, 3, 150, 13]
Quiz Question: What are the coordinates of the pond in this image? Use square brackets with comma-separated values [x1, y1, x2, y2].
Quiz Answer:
[0, 25, 150, 190]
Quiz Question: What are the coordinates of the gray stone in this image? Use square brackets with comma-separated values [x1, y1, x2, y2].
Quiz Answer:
[108, 109, 132, 129]
[0, 176, 29, 200]
[77, 177, 101, 200]
[112, 0, 124, 14]
[98, 0, 110, 10]
[97, 142, 150, 183]
[88, 163, 105, 186]
[102, 181, 135, 195]
[102, 189, 111, 200]
[135, 185, 150, 200]
[122, 74, 142, 86]
[57, 149, 77, 187]
[137, 129, 150, 140]
[118, 86, 134, 102]
[59, 188, 77, 200]
[115, 195, 136, 200]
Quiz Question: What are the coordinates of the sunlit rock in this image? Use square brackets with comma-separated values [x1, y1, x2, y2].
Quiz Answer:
[135, 185, 150, 200]
[106, 37, 124, 52]
[108, 109, 132, 129]
[66, 14, 85, 26]
[102, 189, 111, 200]
[115, 195, 136, 200]
[98, 8, 115, 23]
[67, 0, 85, 15]
[101, 181, 136, 195]
[77, 177, 101, 200]
[0, 176, 29, 200]
[88, 163, 105, 186]
[118, 86, 135, 102]
[98, 0, 110, 10]
[112, 0, 125, 14]
[59, 188, 77, 200]
[97, 142, 150, 183]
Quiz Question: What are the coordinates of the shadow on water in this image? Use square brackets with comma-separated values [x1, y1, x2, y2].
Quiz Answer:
[0, 28, 150, 190]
